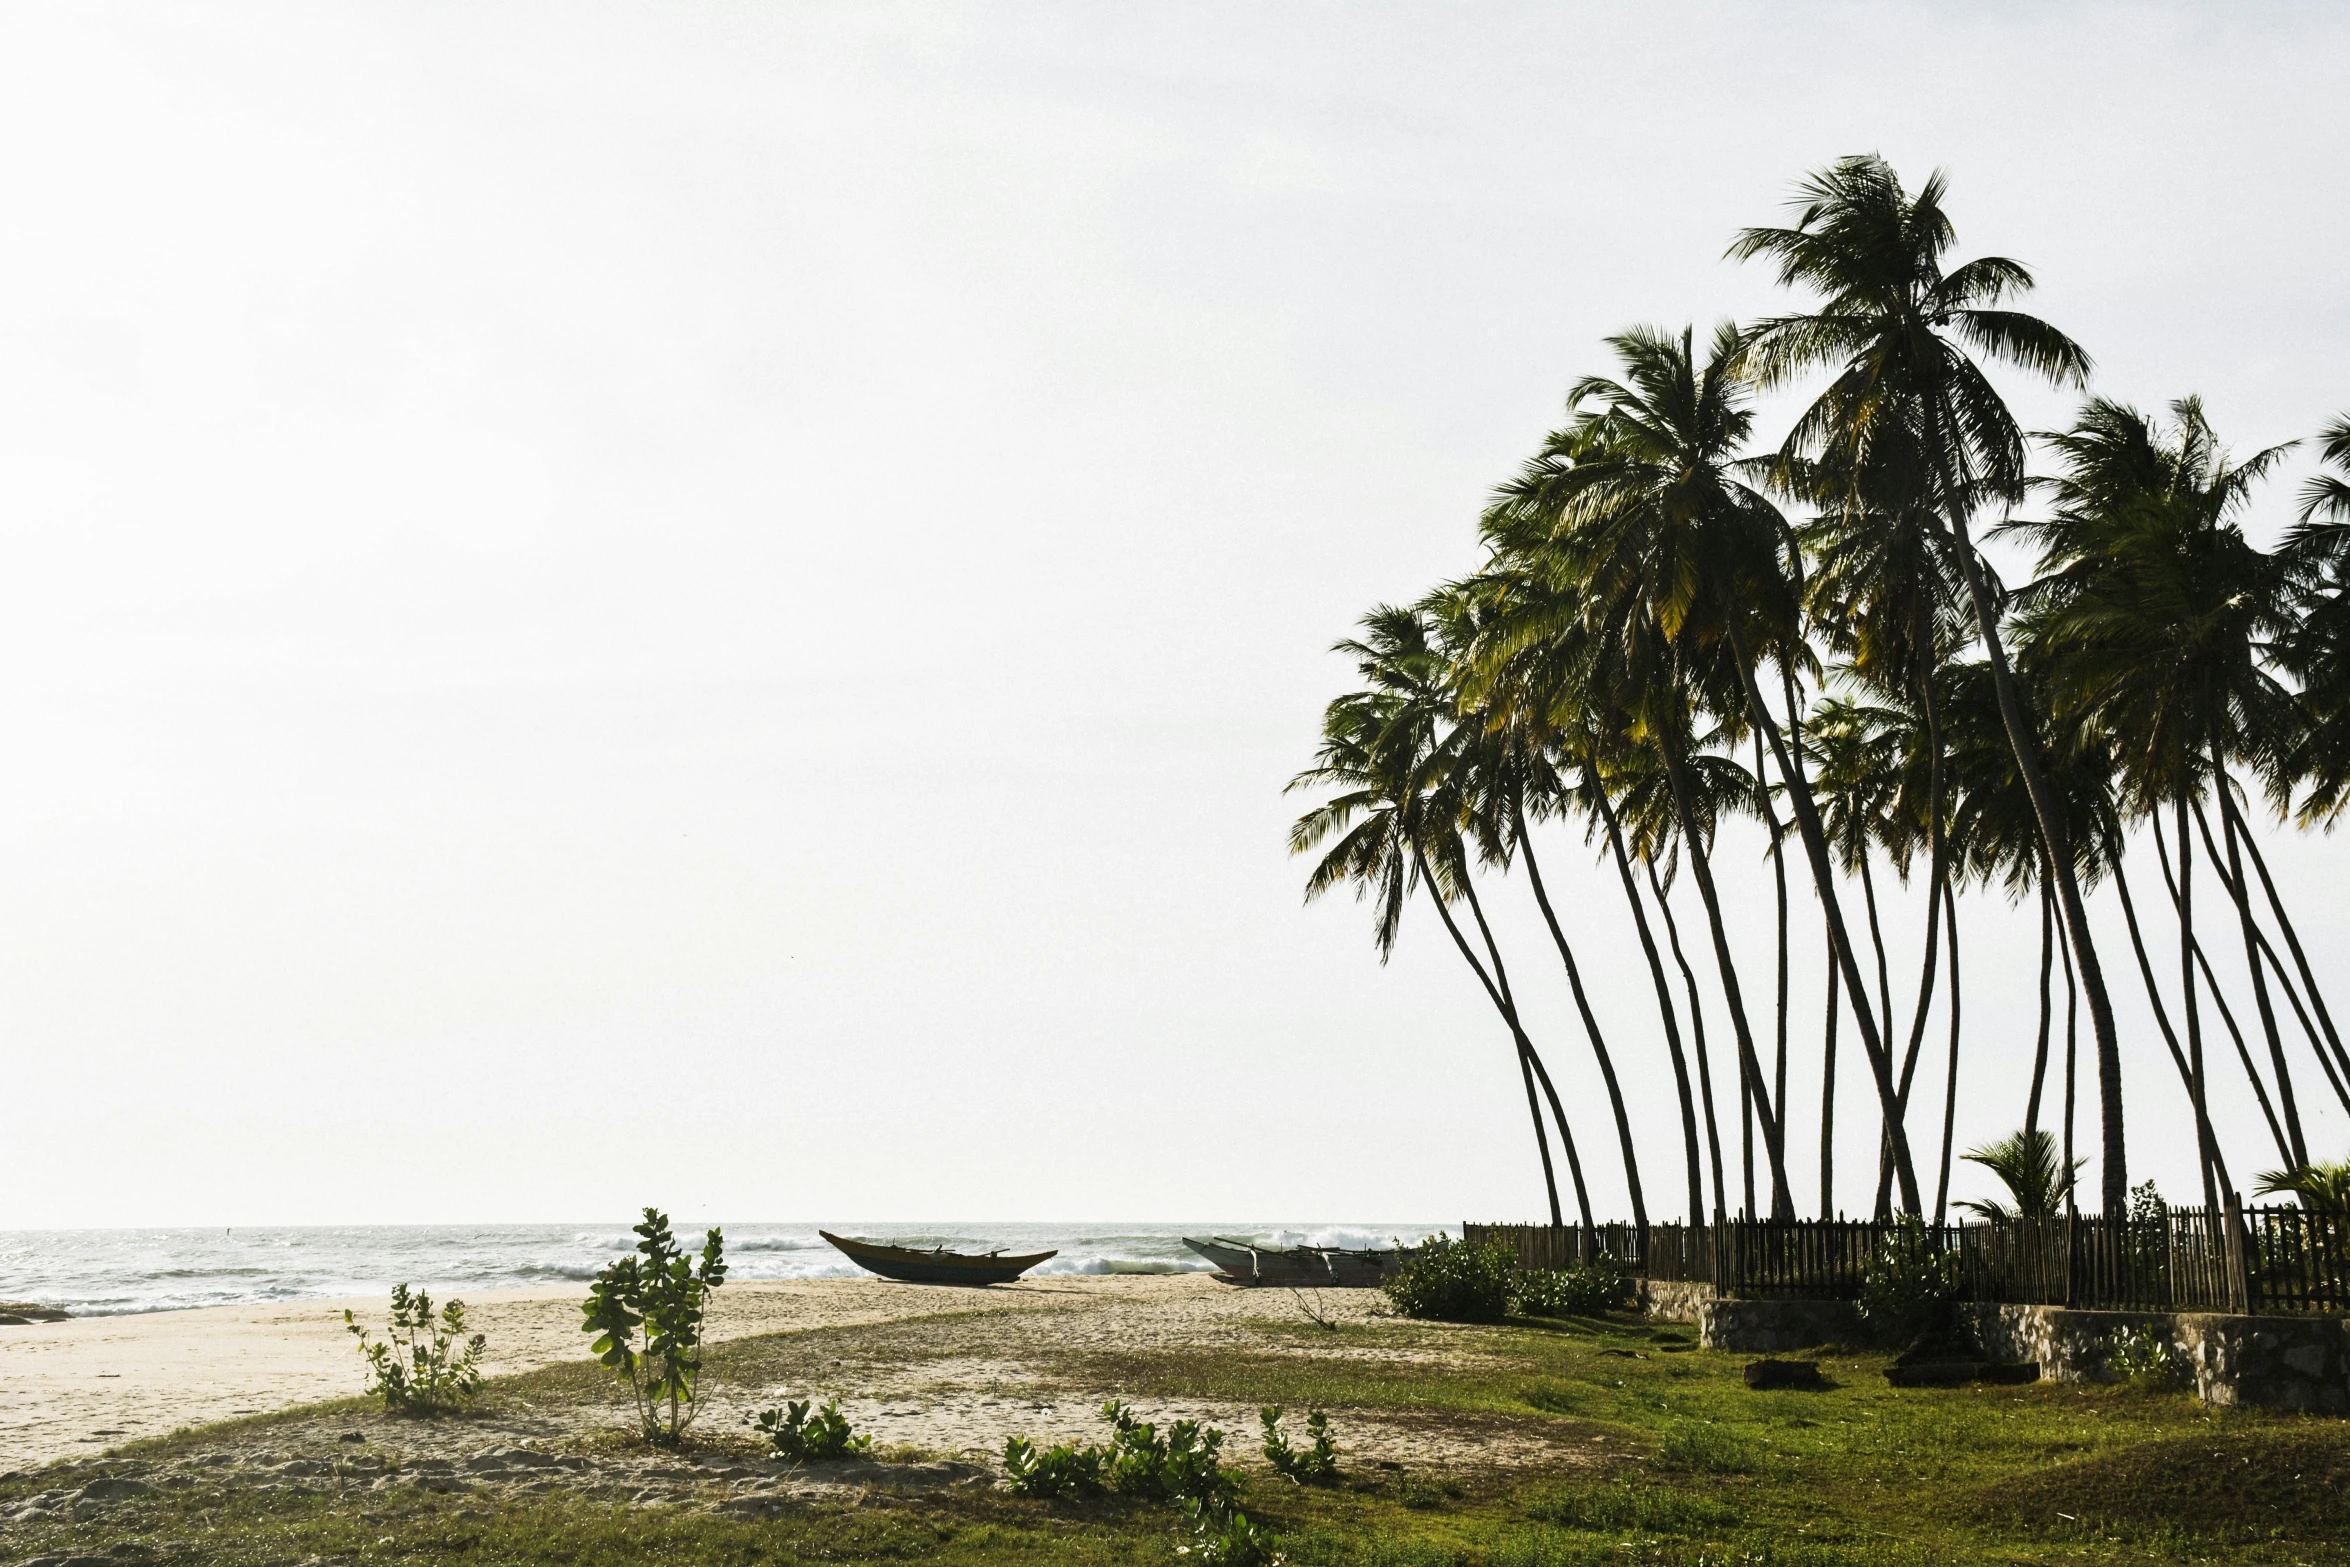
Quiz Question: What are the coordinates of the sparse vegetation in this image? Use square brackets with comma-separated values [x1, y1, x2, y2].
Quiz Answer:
[1258, 1406, 1338, 1485]
[580, 1206, 728, 1445]
[752, 1397, 872, 1460]
[1856, 1213, 1963, 1349]
[2103, 1323, 2192, 1390]
[343, 1283, 486, 1414]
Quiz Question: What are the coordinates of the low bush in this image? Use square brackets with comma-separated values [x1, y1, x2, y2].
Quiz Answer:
[2103, 1323, 2192, 1390]
[1856, 1213, 1963, 1350]
[1381, 1235, 1516, 1323]
[1259, 1406, 1338, 1485]
[1178, 1494, 1285, 1566]
[752, 1398, 872, 1461]
[581, 1207, 728, 1445]
[1102, 1400, 1237, 1508]
[344, 1284, 486, 1414]
[1001, 1435, 1104, 1498]
[1511, 1255, 1633, 1318]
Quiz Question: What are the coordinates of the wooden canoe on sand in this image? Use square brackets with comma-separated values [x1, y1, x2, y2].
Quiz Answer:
[819, 1231, 1057, 1286]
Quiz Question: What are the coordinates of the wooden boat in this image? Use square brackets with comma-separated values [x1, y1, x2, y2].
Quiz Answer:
[819, 1230, 1056, 1286]
[1182, 1237, 1411, 1287]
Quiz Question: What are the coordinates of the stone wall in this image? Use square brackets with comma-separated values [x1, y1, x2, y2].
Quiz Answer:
[1697, 1297, 1862, 1352]
[1968, 1303, 2350, 1413]
[1638, 1279, 1714, 1323]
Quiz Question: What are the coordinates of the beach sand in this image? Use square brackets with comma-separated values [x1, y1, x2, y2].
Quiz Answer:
[3, 1275, 1567, 1478]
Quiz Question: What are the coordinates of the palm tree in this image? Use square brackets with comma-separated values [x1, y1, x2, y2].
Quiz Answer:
[2011, 398, 2306, 1176]
[2255, 1155, 2350, 1216]
[1288, 607, 1586, 1225]
[1482, 321, 1919, 1217]
[1956, 1128, 2082, 1222]
[1730, 156, 2129, 1211]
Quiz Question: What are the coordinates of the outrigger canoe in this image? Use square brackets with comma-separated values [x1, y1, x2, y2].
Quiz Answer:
[1182, 1236, 1409, 1287]
[819, 1230, 1057, 1286]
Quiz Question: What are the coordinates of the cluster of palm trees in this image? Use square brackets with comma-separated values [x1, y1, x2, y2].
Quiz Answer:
[1291, 156, 2350, 1226]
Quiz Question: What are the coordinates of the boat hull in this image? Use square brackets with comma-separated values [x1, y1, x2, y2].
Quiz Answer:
[820, 1231, 1056, 1286]
[1182, 1237, 1408, 1287]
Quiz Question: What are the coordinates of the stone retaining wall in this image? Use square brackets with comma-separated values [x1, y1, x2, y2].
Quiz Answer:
[1638, 1279, 1714, 1322]
[1968, 1303, 2350, 1413]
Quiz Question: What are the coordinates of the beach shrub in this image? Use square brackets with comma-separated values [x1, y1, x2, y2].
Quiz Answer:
[1381, 1235, 1516, 1323]
[1102, 1400, 1237, 1508]
[1512, 1255, 1633, 1318]
[752, 1398, 872, 1461]
[344, 1284, 486, 1414]
[1259, 1406, 1337, 1485]
[1856, 1214, 1963, 1350]
[581, 1206, 728, 1446]
[1002, 1436, 1104, 1498]
[1177, 1494, 1285, 1566]
[2103, 1323, 2192, 1390]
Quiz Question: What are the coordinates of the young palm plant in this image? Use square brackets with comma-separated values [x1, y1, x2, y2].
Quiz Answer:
[1956, 1128, 2083, 1222]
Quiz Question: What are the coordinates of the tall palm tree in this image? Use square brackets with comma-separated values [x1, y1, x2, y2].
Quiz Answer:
[1730, 156, 2126, 1210]
[2011, 398, 2305, 1174]
[1288, 607, 1585, 1225]
[1483, 321, 1921, 1216]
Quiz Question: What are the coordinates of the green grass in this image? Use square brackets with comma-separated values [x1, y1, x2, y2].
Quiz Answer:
[4, 1305, 2346, 1565]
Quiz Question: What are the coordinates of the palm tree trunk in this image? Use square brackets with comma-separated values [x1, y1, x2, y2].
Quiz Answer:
[2206, 748, 2307, 1168]
[1859, 856, 1895, 1061]
[2025, 868, 2055, 1140]
[1721, 627, 1923, 1213]
[1647, 854, 1730, 1222]
[1409, 840, 1563, 1225]
[1881, 829, 1946, 1217]
[1741, 1069, 1757, 1219]
[1932, 880, 1962, 1225]
[1928, 466, 2126, 1213]
[1660, 737, 1796, 1219]
[2156, 822, 2294, 1170]
[1820, 918, 1839, 1217]
[1518, 823, 1649, 1228]
[1460, 867, 1596, 1230]
[1589, 767, 1707, 1224]
[2199, 792, 2350, 1118]
[2234, 824, 2350, 1086]
[2061, 911, 2080, 1218]
[1755, 730, 1792, 1222]
[2112, 854, 2230, 1210]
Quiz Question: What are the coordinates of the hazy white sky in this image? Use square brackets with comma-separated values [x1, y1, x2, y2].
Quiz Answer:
[2, 3, 2345, 1228]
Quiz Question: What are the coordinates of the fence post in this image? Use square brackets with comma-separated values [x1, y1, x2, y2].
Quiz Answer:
[2223, 1192, 2252, 1315]
[2063, 1210, 2077, 1308]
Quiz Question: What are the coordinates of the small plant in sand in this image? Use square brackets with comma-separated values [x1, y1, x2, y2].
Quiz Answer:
[751, 1398, 872, 1461]
[1001, 1435, 1105, 1498]
[581, 1206, 727, 1446]
[1004, 1399, 1275, 1559]
[1258, 1406, 1337, 1485]
[344, 1284, 486, 1414]
[1380, 1235, 1515, 1323]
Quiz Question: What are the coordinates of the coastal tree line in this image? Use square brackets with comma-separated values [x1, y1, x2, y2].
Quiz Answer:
[1290, 156, 2350, 1227]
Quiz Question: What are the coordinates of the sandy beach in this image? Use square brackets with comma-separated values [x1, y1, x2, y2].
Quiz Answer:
[1, 1275, 1514, 1476]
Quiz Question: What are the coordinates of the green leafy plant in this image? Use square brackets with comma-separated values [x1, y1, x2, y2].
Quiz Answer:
[1176, 1494, 1285, 1566]
[1258, 1406, 1337, 1485]
[751, 1398, 871, 1461]
[1101, 1400, 1236, 1508]
[1512, 1255, 1634, 1317]
[1957, 1128, 2082, 1220]
[1380, 1235, 1516, 1323]
[580, 1207, 728, 1445]
[2104, 1323, 2191, 1390]
[343, 1284, 485, 1414]
[1001, 1435, 1104, 1498]
[1856, 1213, 1963, 1350]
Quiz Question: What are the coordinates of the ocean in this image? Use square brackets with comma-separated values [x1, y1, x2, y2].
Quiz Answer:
[0, 1222, 1450, 1317]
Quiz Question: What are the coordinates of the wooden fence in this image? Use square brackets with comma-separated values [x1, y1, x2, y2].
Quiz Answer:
[1464, 1201, 2348, 1315]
